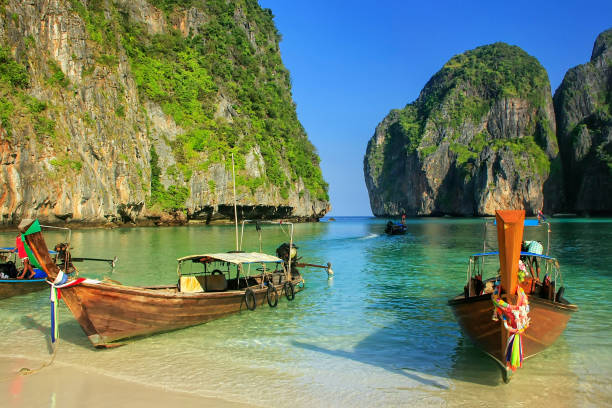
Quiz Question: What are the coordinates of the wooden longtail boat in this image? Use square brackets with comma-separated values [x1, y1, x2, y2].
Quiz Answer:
[0, 246, 48, 299]
[384, 221, 407, 235]
[19, 219, 306, 348]
[448, 210, 577, 382]
[0, 277, 48, 300]
[0, 241, 115, 300]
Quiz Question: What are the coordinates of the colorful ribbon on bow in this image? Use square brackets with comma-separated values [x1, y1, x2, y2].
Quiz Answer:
[48, 271, 99, 343]
[492, 286, 530, 371]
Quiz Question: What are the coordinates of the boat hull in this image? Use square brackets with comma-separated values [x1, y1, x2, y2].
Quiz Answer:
[385, 226, 407, 235]
[19, 219, 305, 348]
[59, 279, 302, 347]
[448, 293, 577, 365]
[0, 279, 47, 299]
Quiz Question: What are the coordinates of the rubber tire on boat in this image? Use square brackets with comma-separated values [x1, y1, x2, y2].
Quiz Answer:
[244, 288, 257, 311]
[284, 281, 295, 301]
[267, 285, 278, 308]
[211, 269, 223, 275]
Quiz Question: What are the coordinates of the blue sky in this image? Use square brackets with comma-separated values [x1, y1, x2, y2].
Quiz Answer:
[258, 1, 612, 216]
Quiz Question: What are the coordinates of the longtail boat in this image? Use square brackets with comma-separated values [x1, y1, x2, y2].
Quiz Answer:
[0, 239, 115, 300]
[0, 278, 48, 300]
[448, 210, 577, 382]
[19, 218, 308, 348]
[385, 215, 408, 235]
[0, 246, 49, 299]
[0, 272, 48, 299]
[384, 221, 407, 235]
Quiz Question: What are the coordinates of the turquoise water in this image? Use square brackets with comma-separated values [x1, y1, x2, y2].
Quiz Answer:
[0, 217, 611, 406]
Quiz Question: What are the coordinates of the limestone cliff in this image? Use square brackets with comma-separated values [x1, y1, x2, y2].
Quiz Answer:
[364, 43, 561, 216]
[0, 0, 329, 226]
[554, 28, 612, 214]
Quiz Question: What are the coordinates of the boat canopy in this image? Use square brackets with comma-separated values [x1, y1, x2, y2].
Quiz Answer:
[470, 251, 555, 260]
[177, 252, 283, 265]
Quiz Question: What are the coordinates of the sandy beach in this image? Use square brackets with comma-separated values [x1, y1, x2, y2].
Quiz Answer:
[0, 357, 255, 408]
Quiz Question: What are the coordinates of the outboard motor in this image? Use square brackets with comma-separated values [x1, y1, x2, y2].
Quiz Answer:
[276, 242, 298, 263]
[54, 242, 76, 274]
[276, 243, 299, 271]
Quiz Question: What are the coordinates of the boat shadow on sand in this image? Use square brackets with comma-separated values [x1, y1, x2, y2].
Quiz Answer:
[292, 321, 455, 389]
[20, 315, 95, 352]
[293, 324, 505, 388]
[448, 337, 503, 386]
[293, 340, 448, 389]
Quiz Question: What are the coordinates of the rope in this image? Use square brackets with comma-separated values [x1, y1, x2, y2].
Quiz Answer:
[0, 341, 60, 382]
[279, 222, 290, 238]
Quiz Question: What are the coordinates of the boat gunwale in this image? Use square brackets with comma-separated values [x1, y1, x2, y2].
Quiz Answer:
[448, 291, 578, 312]
[76, 279, 297, 299]
[0, 278, 48, 283]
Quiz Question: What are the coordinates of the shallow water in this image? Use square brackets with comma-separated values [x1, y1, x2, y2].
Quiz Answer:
[0, 217, 611, 407]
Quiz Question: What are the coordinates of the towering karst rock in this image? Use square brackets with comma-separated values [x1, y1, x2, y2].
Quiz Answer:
[0, 0, 329, 226]
[554, 28, 612, 214]
[364, 43, 561, 216]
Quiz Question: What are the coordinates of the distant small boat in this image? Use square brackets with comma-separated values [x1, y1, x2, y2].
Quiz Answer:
[448, 210, 577, 383]
[384, 221, 407, 235]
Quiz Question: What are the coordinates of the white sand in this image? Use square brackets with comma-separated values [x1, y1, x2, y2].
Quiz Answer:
[0, 357, 256, 408]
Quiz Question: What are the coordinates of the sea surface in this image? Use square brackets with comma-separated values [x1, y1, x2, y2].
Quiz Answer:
[0, 217, 611, 407]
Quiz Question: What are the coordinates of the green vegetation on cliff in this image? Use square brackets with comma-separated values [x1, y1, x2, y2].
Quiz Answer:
[385, 43, 553, 175]
[148, 145, 190, 210]
[1, 44, 83, 173]
[0, 46, 27, 135]
[364, 42, 561, 216]
[436, 43, 549, 108]
[68, 0, 327, 209]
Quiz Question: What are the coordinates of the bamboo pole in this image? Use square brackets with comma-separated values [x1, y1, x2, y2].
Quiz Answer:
[232, 153, 239, 252]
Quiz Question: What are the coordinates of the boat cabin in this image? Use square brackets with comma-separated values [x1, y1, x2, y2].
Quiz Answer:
[465, 251, 568, 303]
[176, 252, 287, 293]
[464, 217, 569, 304]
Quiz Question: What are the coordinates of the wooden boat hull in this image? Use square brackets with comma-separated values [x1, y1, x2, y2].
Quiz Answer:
[18, 219, 305, 348]
[60, 280, 303, 347]
[0, 279, 47, 299]
[448, 293, 577, 365]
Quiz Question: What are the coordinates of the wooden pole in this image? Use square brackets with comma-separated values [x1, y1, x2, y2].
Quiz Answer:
[232, 153, 239, 252]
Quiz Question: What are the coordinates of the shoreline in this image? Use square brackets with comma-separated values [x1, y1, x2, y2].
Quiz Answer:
[0, 356, 256, 408]
[2, 214, 609, 232]
[0, 216, 324, 232]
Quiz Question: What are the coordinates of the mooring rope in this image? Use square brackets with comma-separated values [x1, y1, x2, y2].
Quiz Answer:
[0, 341, 59, 382]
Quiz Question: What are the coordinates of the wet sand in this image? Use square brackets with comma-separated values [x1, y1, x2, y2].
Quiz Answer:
[0, 357, 255, 408]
